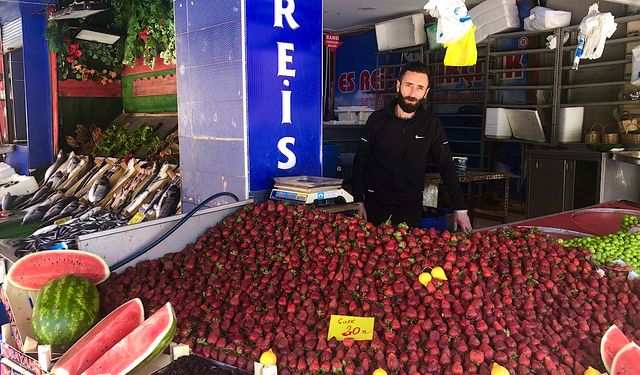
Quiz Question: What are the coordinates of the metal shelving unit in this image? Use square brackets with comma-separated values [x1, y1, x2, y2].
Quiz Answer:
[484, 27, 560, 145]
[424, 47, 487, 170]
[559, 14, 640, 121]
[482, 13, 640, 146]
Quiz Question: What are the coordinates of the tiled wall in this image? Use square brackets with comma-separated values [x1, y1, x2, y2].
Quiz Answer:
[22, 7, 53, 169]
[174, 0, 247, 209]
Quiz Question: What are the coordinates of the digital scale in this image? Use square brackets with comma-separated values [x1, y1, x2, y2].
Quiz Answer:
[270, 176, 354, 206]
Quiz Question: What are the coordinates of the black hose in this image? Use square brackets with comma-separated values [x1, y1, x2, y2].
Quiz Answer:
[109, 192, 240, 271]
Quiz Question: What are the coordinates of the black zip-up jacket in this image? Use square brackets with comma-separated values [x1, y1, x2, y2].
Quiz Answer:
[351, 101, 468, 210]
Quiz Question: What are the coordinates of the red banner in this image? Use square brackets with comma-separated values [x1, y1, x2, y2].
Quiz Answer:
[324, 33, 343, 52]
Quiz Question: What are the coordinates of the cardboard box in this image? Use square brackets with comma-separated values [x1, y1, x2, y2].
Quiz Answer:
[0, 342, 47, 375]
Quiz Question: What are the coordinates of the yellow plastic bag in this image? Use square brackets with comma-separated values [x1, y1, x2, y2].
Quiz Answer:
[444, 26, 477, 66]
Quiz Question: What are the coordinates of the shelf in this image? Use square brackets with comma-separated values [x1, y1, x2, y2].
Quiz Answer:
[430, 72, 485, 79]
[561, 58, 631, 70]
[563, 35, 640, 50]
[431, 101, 483, 105]
[489, 66, 554, 73]
[489, 48, 554, 57]
[483, 137, 551, 146]
[561, 81, 629, 89]
[486, 104, 552, 109]
[488, 85, 553, 90]
[431, 87, 484, 92]
[488, 28, 558, 39]
[560, 101, 640, 108]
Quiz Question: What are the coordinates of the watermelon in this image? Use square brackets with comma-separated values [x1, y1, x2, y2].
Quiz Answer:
[7, 250, 110, 291]
[51, 298, 144, 375]
[81, 302, 176, 375]
[611, 342, 640, 375]
[601, 324, 632, 373]
[32, 275, 100, 350]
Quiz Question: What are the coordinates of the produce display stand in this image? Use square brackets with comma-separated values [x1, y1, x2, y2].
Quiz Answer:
[0, 197, 637, 374]
[0, 202, 253, 375]
[484, 200, 640, 234]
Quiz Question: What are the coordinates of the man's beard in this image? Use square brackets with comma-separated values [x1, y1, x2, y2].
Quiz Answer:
[397, 92, 423, 113]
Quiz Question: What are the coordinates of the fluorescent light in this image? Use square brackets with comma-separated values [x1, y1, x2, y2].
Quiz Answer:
[75, 29, 120, 44]
[49, 1, 108, 21]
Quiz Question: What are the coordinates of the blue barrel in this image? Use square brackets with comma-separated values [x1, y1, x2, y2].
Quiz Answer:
[322, 143, 341, 178]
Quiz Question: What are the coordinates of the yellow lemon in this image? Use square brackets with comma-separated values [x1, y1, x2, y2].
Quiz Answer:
[259, 349, 277, 366]
[491, 362, 510, 375]
[431, 266, 448, 281]
[584, 366, 600, 375]
[372, 369, 388, 375]
[418, 272, 432, 286]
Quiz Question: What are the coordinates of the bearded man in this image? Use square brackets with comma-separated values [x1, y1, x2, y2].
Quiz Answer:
[351, 62, 472, 232]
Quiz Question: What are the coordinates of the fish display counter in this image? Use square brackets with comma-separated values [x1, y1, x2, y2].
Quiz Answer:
[0, 151, 182, 257]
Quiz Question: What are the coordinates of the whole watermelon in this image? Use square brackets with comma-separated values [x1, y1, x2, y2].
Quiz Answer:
[31, 275, 100, 349]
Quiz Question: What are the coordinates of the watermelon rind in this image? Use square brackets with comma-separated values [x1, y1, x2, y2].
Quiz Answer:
[601, 324, 632, 373]
[51, 298, 144, 375]
[81, 302, 176, 375]
[7, 250, 110, 291]
[611, 342, 640, 375]
[31, 275, 100, 350]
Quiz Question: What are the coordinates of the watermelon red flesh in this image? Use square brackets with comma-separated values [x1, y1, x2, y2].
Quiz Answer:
[51, 298, 144, 375]
[81, 302, 176, 375]
[611, 342, 640, 375]
[7, 250, 110, 291]
[601, 324, 632, 372]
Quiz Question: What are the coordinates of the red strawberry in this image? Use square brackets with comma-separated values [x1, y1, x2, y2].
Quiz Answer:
[469, 350, 484, 365]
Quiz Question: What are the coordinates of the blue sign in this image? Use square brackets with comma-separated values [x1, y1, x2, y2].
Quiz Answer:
[246, 0, 322, 191]
[334, 31, 385, 108]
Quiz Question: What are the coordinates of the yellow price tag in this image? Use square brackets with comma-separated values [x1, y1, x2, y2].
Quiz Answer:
[128, 212, 146, 225]
[327, 315, 374, 341]
[54, 216, 72, 225]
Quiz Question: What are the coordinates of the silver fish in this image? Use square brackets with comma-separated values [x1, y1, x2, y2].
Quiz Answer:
[2, 193, 17, 211]
[50, 171, 64, 189]
[38, 191, 65, 208]
[23, 183, 52, 208]
[58, 199, 80, 217]
[157, 184, 181, 218]
[88, 176, 110, 203]
[44, 150, 66, 184]
[78, 207, 102, 220]
[66, 156, 80, 174]
[22, 205, 50, 224]
[42, 197, 75, 222]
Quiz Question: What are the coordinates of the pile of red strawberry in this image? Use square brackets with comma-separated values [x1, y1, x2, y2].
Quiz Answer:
[99, 201, 640, 374]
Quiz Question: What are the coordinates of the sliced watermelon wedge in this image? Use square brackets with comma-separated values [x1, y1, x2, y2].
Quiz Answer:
[51, 298, 144, 375]
[601, 324, 632, 373]
[7, 250, 110, 291]
[81, 302, 176, 375]
[611, 342, 640, 375]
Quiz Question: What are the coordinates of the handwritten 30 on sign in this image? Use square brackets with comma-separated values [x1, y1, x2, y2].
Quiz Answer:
[328, 315, 375, 341]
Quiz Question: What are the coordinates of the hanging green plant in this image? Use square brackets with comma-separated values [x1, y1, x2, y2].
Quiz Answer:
[45, 6, 123, 84]
[119, 0, 176, 69]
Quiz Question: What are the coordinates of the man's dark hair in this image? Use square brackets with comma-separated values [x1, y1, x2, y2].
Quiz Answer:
[399, 61, 429, 81]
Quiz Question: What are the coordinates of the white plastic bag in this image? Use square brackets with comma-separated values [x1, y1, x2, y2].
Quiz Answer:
[579, 3, 617, 60]
[424, 0, 473, 44]
[524, 6, 572, 31]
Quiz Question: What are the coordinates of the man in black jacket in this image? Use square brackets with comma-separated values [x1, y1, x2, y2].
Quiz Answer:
[351, 62, 472, 231]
